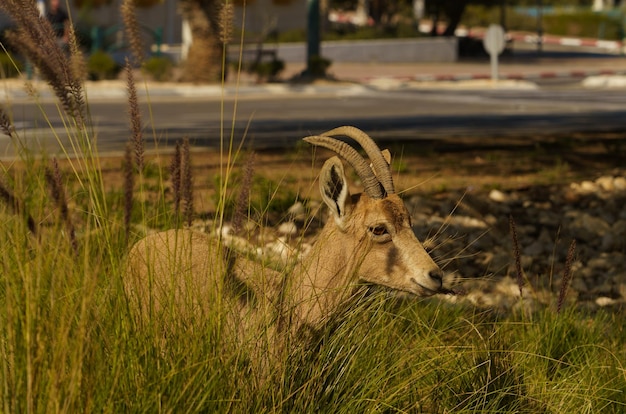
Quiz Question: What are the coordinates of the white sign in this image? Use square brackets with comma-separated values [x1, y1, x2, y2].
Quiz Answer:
[482, 24, 506, 81]
[483, 24, 506, 55]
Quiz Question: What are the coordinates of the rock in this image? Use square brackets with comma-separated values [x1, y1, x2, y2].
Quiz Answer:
[264, 237, 297, 261]
[523, 228, 554, 257]
[567, 212, 610, 242]
[591, 280, 613, 295]
[277, 221, 298, 236]
[595, 176, 615, 192]
[490, 250, 512, 272]
[614, 177, 626, 191]
[538, 210, 558, 226]
[607, 220, 626, 250]
[580, 180, 599, 193]
[601, 233, 617, 252]
[520, 255, 533, 269]
[523, 240, 545, 257]
[489, 189, 508, 203]
[595, 297, 619, 307]
[484, 214, 497, 226]
[495, 276, 522, 298]
[587, 255, 612, 270]
[287, 201, 306, 221]
[570, 277, 588, 293]
[450, 215, 488, 229]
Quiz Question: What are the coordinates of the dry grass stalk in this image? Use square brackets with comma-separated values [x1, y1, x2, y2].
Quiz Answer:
[0, 105, 16, 138]
[219, 2, 234, 44]
[121, 0, 144, 65]
[557, 239, 577, 314]
[68, 24, 87, 81]
[0, 179, 37, 235]
[125, 60, 144, 172]
[0, 0, 85, 124]
[182, 138, 193, 227]
[232, 151, 256, 235]
[170, 141, 182, 216]
[123, 143, 135, 245]
[509, 215, 524, 298]
[45, 158, 77, 253]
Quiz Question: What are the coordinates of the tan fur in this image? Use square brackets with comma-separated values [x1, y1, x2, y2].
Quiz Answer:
[125, 146, 445, 349]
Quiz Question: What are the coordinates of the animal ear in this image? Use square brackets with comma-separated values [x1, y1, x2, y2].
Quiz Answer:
[319, 156, 350, 225]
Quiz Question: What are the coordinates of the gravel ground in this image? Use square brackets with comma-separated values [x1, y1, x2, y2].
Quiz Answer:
[110, 137, 625, 312]
[408, 174, 626, 311]
[207, 170, 626, 309]
[212, 171, 626, 313]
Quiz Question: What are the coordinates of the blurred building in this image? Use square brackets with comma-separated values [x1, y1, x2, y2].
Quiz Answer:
[1, 0, 307, 54]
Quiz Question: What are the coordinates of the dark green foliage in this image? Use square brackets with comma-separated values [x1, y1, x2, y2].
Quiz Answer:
[307, 55, 332, 78]
[87, 50, 120, 80]
[249, 57, 284, 81]
[214, 171, 301, 225]
[0, 52, 23, 78]
[544, 11, 623, 40]
[142, 55, 174, 82]
[464, 6, 624, 41]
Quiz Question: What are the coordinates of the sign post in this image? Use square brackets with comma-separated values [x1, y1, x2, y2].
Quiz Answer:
[482, 24, 506, 82]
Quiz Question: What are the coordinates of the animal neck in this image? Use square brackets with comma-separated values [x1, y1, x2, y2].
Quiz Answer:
[284, 222, 366, 331]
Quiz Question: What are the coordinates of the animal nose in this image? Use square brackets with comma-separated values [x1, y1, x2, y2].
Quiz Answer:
[429, 269, 443, 288]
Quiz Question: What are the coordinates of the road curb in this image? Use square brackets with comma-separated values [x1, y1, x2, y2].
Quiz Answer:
[406, 69, 626, 83]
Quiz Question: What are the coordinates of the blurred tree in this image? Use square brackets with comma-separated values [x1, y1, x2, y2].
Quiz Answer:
[178, 0, 225, 82]
[86, 0, 228, 83]
[73, 0, 161, 7]
[426, 0, 504, 36]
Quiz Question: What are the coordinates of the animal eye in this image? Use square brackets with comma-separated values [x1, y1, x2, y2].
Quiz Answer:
[369, 225, 389, 237]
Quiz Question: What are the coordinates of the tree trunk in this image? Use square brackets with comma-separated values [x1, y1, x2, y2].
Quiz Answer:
[178, 0, 225, 83]
[442, 0, 466, 37]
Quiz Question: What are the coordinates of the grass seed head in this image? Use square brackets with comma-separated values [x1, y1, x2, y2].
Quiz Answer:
[509, 215, 524, 298]
[557, 239, 577, 314]
[125, 60, 144, 172]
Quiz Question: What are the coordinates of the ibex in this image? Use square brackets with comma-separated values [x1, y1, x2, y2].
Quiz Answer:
[125, 126, 449, 347]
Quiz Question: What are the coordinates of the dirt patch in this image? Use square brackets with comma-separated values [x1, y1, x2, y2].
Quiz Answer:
[93, 134, 625, 212]
[44, 133, 626, 310]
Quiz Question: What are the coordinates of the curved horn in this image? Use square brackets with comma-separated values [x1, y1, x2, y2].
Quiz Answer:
[303, 135, 385, 199]
[322, 126, 395, 195]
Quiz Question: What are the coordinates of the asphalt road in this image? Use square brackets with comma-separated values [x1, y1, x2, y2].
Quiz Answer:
[3, 85, 626, 157]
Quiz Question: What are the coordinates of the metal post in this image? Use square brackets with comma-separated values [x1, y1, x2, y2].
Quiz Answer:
[536, 0, 543, 53]
[154, 27, 163, 56]
[306, 0, 320, 75]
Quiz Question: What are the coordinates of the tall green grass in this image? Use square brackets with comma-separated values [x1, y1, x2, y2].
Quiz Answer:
[1, 2, 625, 413]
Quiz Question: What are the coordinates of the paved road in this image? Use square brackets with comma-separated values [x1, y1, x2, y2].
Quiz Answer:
[2, 85, 626, 157]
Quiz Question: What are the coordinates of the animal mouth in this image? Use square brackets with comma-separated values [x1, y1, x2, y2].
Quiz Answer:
[411, 278, 456, 296]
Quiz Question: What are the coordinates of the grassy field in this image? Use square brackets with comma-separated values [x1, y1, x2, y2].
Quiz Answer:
[2, 100, 625, 414]
[2, 193, 625, 413]
[1, 2, 626, 412]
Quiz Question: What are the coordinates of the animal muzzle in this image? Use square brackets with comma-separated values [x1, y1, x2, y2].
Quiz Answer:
[410, 267, 449, 296]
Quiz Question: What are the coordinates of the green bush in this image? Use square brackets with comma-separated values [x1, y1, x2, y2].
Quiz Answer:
[87, 50, 120, 81]
[274, 29, 307, 43]
[0, 52, 23, 78]
[141, 55, 174, 82]
[249, 57, 285, 81]
[275, 24, 423, 44]
[213, 171, 300, 223]
[543, 11, 622, 40]
[307, 54, 331, 78]
[463, 6, 623, 40]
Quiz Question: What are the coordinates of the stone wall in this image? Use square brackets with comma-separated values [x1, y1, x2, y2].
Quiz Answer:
[235, 37, 459, 63]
